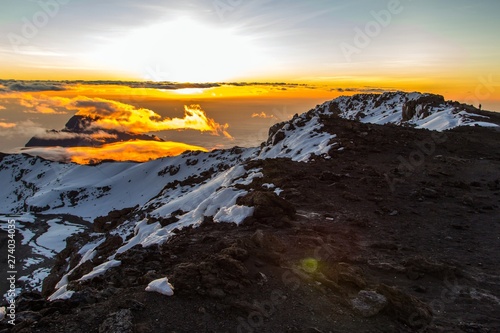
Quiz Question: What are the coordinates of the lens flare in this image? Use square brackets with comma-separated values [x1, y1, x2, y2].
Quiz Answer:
[301, 258, 319, 273]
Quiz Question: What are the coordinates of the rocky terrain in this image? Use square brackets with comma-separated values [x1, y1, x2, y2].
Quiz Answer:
[1, 92, 499, 332]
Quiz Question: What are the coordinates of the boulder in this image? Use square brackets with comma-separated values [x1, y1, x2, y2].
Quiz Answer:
[377, 284, 433, 327]
[237, 191, 296, 220]
[351, 290, 388, 317]
[94, 207, 135, 233]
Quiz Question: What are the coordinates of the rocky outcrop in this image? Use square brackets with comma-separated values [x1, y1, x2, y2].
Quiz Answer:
[94, 207, 136, 233]
[237, 191, 296, 224]
[351, 290, 388, 317]
[98, 309, 133, 333]
[376, 284, 433, 327]
[401, 94, 445, 121]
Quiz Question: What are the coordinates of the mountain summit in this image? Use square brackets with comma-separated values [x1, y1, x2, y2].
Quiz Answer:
[318, 91, 497, 130]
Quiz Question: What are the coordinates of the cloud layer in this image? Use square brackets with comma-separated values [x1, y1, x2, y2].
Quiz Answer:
[0, 81, 67, 92]
[0, 120, 46, 137]
[0, 121, 16, 129]
[69, 99, 233, 138]
[252, 112, 277, 119]
[18, 140, 207, 164]
[4, 93, 233, 138]
[1, 91, 232, 163]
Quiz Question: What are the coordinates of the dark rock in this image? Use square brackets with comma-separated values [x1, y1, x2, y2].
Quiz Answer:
[267, 122, 287, 145]
[376, 284, 433, 327]
[422, 188, 439, 199]
[94, 207, 135, 232]
[95, 235, 124, 260]
[237, 191, 296, 220]
[323, 263, 367, 290]
[171, 253, 248, 296]
[319, 171, 342, 182]
[220, 245, 249, 261]
[351, 290, 388, 317]
[16, 292, 46, 312]
[402, 94, 445, 121]
[119, 299, 145, 311]
[16, 310, 43, 324]
[250, 230, 286, 253]
[272, 130, 286, 145]
[403, 256, 459, 280]
[98, 309, 133, 333]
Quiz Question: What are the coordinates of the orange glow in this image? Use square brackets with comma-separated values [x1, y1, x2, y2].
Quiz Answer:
[0, 121, 17, 129]
[252, 112, 276, 119]
[38, 83, 338, 101]
[75, 102, 232, 138]
[4, 92, 233, 137]
[67, 140, 207, 164]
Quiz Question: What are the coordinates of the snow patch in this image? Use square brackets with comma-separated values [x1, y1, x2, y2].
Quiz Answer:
[48, 285, 75, 301]
[78, 259, 121, 282]
[258, 115, 336, 162]
[214, 205, 254, 225]
[145, 277, 174, 296]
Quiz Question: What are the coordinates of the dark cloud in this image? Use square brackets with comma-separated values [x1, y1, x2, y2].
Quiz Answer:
[0, 80, 67, 92]
[332, 87, 392, 93]
[0, 80, 315, 92]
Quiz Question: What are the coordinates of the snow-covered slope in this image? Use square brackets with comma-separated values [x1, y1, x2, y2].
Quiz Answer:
[0, 148, 255, 220]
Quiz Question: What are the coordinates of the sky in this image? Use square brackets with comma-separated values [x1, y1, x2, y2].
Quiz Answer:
[0, 0, 499, 163]
[0, 1, 499, 88]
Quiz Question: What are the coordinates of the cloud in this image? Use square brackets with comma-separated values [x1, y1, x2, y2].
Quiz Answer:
[251, 112, 277, 120]
[0, 120, 47, 138]
[0, 80, 314, 93]
[0, 81, 66, 92]
[0, 105, 6, 110]
[0, 121, 17, 129]
[1, 93, 232, 137]
[332, 87, 391, 93]
[18, 140, 207, 164]
[20, 97, 69, 114]
[31, 130, 119, 143]
[0, 93, 70, 114]
[65, 98, 232, 138]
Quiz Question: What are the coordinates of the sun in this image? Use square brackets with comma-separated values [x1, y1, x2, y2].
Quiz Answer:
[88, 18, 265, 82]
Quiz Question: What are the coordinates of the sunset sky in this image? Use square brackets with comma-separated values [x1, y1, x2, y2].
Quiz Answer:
[1, 1, 498, 91]
[1, 0, 499, 162]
